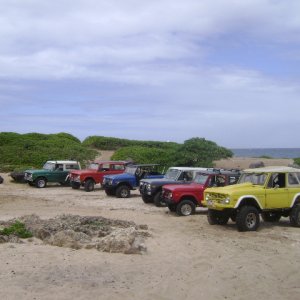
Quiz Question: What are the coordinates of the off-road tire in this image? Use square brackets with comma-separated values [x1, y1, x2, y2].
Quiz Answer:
[153, 191, 166, 207]
[236, 206, 260, 231]
[116, 185, 130, 198]
[142, 194, 153, 203]
[71, 182, 80, 189]
[35, 177, 47, 188]
[290, 204, 300, 227]
[261, 212, 281, 222]
[207, 209, 230, 225]
[176, 200, 196, 216]
[84, 179, 95, 192]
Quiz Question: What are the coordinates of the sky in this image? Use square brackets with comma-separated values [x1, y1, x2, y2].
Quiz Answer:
[0, 0, 300, 148]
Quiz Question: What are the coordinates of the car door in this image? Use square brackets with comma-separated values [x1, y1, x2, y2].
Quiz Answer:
[287, 172, 300, 207]
[265, 173, 289, 208]
[50, 164, 67, 183]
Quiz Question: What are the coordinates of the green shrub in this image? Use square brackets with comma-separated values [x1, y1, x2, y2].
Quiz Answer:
[83, 135, 178, 150]
[0, 132, 97, 171]
[112, 137, 232, 168]
[0, 132, 233, 171]
[111, 146, 175, 170]
[0, 221, 33, 238]
[173, 138, 232, 167]
[294, 158, 300, 166]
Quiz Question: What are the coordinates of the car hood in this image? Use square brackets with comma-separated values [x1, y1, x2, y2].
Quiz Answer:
[164, 183, 204, 192]
[205, 182, 262, 195]
[24, 169, 49, 174]
[104, 173, 134, 180]
[141, 177, 171, 184]
[70, 169, 97, 175]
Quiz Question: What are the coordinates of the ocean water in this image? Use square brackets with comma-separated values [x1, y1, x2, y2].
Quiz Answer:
[231, 148, 300, 159]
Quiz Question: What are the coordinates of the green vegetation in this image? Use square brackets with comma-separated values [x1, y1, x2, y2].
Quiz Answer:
[0, 132, 233, 171]
[0, 221, 33, 238]
[294, 158, 300, 166]
[112, 137, 232, 168]
[112, 145, 176, 167]
[82, 135, 178, 150]
[173, 138, 233, 167]
[0, 132, 97, 171]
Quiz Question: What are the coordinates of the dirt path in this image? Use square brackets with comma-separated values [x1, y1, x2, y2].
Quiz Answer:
[0, 172, 299, 300]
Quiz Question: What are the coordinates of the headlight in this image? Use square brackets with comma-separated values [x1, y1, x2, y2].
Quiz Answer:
[146, 184, 151, 191]
[221, 197, 230, 205]
[72, 175, 80, 181]
[205, 194, 211, 201]
[165, 191, 172, 199]
[25, 173, 33, 180]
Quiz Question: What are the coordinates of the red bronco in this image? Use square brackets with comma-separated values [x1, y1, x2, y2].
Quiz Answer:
[162, 169, 240, 216]
[69, 161, 130, 192]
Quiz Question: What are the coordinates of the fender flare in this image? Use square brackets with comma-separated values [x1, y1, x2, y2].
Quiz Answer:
[290, 193, 300, 207]
[234, 195, 263, 210]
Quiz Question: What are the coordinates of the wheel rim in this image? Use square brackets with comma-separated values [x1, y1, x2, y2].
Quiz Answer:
[38, 180, 45, 188]
[121, 189, 128, 197]
[181, 204, 192, 216]
[246, 212, 257, 229]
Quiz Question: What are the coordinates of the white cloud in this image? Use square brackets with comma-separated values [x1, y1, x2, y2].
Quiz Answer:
[0, 0, 300, 147]
[0, 0, 299, 81]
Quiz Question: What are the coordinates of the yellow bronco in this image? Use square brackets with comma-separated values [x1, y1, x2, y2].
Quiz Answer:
[204, 166, 300, 231]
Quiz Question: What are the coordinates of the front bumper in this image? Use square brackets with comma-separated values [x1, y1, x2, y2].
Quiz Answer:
[103, 182, 116, 190]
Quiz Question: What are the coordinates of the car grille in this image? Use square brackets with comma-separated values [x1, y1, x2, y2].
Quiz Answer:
[139, 183, 146, 193]
[206, 192, 227, 203]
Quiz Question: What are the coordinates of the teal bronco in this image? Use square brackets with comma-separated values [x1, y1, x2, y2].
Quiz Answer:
[24, 160, 81, 188]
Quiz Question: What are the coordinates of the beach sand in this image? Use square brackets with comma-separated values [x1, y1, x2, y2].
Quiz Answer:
[0, 157, 299, 300]
[214, 157, 294, 169]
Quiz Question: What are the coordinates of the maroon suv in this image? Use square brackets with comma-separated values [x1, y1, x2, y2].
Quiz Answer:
[162, 169, 240, 216]
[69, 161, 130, 192]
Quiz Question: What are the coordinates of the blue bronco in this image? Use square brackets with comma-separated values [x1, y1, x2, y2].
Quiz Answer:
[102, 164, 164, 198]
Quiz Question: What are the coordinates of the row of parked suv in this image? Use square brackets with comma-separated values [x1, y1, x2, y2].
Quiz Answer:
[14, 160, 300, 232]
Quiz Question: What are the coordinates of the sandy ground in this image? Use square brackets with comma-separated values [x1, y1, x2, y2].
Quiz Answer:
[214, 157, 294, 169]
[0, 158, 300, 300]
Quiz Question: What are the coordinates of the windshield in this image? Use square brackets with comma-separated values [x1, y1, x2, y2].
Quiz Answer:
[194, 174, 209, 184]
[43, 162, 55, 171]
[164, 169, 181, 180]
[88, 163, 99, 170]
[125, 166, 138, 175]
[239, 173, 267, 185]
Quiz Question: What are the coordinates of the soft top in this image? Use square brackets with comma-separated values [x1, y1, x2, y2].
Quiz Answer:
[127, 164, 159, 167]
[168, 167, 208, 171]
[46, 160, 79, 164]
[89, 160, 130, 164]
[195, 168, 240, 175]
[243, 166, 300, 173]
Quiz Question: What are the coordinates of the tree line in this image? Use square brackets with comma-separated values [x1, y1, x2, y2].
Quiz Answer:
[0, 132, 233, 171]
